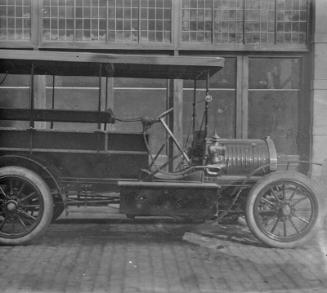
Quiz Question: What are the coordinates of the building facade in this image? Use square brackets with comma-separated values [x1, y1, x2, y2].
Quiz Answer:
[0, 0, 325, 176]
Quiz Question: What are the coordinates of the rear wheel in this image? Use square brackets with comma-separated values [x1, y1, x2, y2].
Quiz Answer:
[0, 166, 53, 245]
[246, 171, 319, 248]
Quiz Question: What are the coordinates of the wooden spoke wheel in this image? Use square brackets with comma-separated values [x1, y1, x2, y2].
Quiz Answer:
[0, 166, 53, 245]
[246, 171, 319, 248]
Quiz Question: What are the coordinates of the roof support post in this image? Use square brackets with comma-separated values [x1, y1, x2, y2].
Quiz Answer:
[50, 75, 55, 129]
[192, 79, 197, 137]
[204, 72, 210, 140]
[102, 77, 114, 131]
[29, 64, 34, 128]
[97, 64, 102, 130]
[167, 78, 184, 171]
[34, 74, 47, 129]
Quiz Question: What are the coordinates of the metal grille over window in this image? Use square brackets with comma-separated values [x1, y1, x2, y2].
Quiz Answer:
[0, 0, 31, 41]
[182, 0, 308, 45]
[42, 0, 172, 43]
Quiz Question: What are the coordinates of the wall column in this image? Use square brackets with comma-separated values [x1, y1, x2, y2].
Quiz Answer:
[311, 0, 327, 177]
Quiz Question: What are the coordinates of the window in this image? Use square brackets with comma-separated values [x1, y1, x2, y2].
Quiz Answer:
[0, 0, 31, 40]
[244, 0, 275, 44]
[248, 57, 303, 156]
[276, 0, 308, 44]
[45, 75, 100, 131]
[182, 0, 212, 42]
[0, 73, 30, 128]
[108, 0, 139, 42]
[214, 0, 243, 43]
[42, 0, 172, 43]
[113, 77, 167, 152]
[75, 0, 107, 41]
[183, 57, 237, 140]
[139, 0, 171, 42]
[182, 0, 309, 45]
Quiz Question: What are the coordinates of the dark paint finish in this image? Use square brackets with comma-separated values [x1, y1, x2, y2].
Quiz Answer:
[0, 128, 148, 181]
[0, 50, 224, 80]
[120, 181, 217, 218]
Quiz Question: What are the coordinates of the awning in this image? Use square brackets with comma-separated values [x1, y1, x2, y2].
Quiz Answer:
[0, 50, 224, 80]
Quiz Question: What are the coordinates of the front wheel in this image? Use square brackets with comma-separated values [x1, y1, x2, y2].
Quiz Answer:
[0, 166, 53, 245]
[246, 171, 319, 248]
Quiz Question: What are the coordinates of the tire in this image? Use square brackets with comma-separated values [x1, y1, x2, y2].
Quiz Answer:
[0, 166, 53, 245]
[246, 171, 319, 248]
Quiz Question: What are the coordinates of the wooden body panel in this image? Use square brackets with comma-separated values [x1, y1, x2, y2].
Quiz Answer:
[119, 181, 218, 218]
[0, 128, 148, 182]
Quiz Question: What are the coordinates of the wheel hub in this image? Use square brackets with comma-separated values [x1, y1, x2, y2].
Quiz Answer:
[281, 204, 291, 216]
[6, 200, 18, 212]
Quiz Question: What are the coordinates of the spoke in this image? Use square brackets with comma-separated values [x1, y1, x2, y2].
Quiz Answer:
[292, 196, 308, 207]
[282, 183, 286, 199]
[283, 220, 287, 237]
[17, 181, 26, 197]
[9, 179, 13, 196]
[269, 187, 281, 202]
[293, 215, 310, 224]
[289, 217, 300, 234]
[20, 191, 36, 202]
[18, 210, 37, 222]
[0, 217, 8, 231]
[11, 219, 15, 234]
[0, 185, 9, 199]
[270, 217, 280, 234]
[261, 197, 276, 207]
[16, 215, 27, 231]
[258, 210, 276, 217]
[289, 186, 299, 201]
[20, 204, 40, 209]
[294, 208, 311, 212]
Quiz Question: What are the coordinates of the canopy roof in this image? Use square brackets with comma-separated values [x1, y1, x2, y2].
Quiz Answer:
[0, 50, 224, 80]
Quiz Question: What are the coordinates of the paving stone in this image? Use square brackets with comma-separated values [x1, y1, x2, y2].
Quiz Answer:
[0, 210, 326, 293]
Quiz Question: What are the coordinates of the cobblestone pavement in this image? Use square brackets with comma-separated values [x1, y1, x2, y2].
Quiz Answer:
[0, 208, 326, 293]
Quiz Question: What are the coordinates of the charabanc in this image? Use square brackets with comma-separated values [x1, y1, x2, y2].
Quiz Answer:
[0, 50, 319, 248]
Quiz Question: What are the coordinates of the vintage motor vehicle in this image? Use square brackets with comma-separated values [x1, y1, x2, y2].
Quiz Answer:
[0, 50, 319, 248]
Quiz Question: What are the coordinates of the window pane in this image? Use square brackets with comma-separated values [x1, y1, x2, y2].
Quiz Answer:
[214, 0, 243, 43]
[114, 77, 166, 88]
[113, 89, 166, 153]
[248, 57, 304, 158]
[181, 0, 308, 46]
[0, 0, 31, 40]
[182, 0, 212, 43]
[45, 79, 99, 131]
[45, 75, 98, 87]
[184, 57, 236, 89]
[42, 0, 107, 42]
[139, 0, 171, 43]
[276, 0, 308, 44]
[249, 58, 300, 89]
[183, 90, 236, 142]
[0, 74, 30, 128]
[248, 91, 299, 155]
